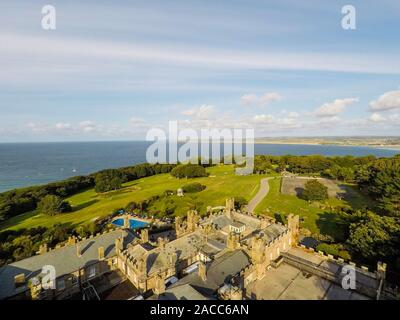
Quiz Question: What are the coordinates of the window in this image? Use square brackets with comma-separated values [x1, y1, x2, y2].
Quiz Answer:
[87, 266, 96, 279]
[57, 279, 65, 291]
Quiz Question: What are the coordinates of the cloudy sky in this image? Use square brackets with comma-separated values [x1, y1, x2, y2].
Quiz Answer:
[0, 0, 399, 142]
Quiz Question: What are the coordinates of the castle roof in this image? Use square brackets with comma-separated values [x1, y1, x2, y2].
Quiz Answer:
[0, 229, 136, 300]
[170, 249, 251, 298]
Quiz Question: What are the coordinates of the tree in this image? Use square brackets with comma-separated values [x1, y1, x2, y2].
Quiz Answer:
[357, 158, 400, 217]
[181, 183, 206, 193]
[170, 164, 208, 179]
[301, 180, 328, 201]
[347, 211, 400, 260]
[370, 160, 400, 216]
[37, 195, 71, 216]
[234, 196, 248, 210]
[94, 169, 123, 193]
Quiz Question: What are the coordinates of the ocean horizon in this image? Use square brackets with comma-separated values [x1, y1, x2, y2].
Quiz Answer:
[0, 141, 398, 193]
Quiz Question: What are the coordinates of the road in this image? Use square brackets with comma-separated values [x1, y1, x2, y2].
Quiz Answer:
[246, 177, 273, 213]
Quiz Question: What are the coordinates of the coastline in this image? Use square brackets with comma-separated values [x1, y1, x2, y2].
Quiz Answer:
[254, 141, 400, 151]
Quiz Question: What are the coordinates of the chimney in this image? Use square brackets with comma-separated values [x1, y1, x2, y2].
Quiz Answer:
[123, 216, 130, 228]
[68, 236, 76, 245]
[76, 244, 82, 257]
[14, 273, 26, 288]
[39, 243, 48, 254]
[141, 229, 149, 243]
[98, 246, 105, 260]
[115, 238, 122, 253]
[158, 237, 166, 249]
[198, 262, 207, 282]
[154, 274, 166, 295]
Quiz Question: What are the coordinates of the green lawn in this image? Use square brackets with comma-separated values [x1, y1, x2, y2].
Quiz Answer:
[254, 177, 373, 241]
[0, 165, 265, 231]
[0, 167, 375, 240]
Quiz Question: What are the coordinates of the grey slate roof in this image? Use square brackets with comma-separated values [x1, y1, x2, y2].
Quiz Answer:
[260, 224, 288, 243]
[170, 249, 251, 297]
[148, 283, 208, 300]
[0, 229, 136, 300]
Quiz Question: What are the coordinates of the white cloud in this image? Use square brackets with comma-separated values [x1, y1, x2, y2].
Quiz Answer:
[129, 117, 148, 128]
[253, 114, 275, 123]
[241, 92, 282, 107]
[79, 121, 97, 133]
[26, 122, 49, 133]
[287, 111, 299, 118]
[182, 105, 215, 120]
[259, 92, 282, 106]
[55, 122, 72, 130]
[314, 98, 359, 117]
[369, 90, 400, 112]
[369, 113, 386, 122]
[240, 94, 258, 106]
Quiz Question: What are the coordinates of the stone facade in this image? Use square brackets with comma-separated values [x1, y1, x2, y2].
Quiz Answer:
[114, 198, 298, 296]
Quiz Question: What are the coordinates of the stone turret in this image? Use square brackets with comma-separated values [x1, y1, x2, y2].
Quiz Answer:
[141, 228, 149, 243]
[154, 274, 166, 295]
[230, 286, 243, 300]
[187, 210, 199, 232]
[287, 214, 300, 245]
[227, 232, 240, 251]
[250, 236, 264, 264]
[175, 216, 184, 238]
[225, 198, 235, 219]
[198, 261, 207, 282]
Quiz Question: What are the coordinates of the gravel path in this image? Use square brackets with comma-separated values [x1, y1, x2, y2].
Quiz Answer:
[246, 177, 273, 213]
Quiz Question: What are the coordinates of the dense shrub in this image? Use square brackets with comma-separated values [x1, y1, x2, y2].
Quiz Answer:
[170, 164, 208, 179]
[234, 196, 248, 210]
[38, 195, 71, 216]
[94, 169, 123, 193]
[301, 180, 329, 201]
[181, 182, 206, 193]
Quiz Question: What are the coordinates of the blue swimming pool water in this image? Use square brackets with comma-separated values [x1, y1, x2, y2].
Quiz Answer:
[112, 218, 149, 229]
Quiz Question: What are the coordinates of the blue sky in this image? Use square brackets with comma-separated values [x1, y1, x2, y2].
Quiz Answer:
[0, 0, 399, 142]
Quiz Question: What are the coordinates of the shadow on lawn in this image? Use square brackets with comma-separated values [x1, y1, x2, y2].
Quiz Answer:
[73, 199, 99, 211]
[316, 211, 348, 242]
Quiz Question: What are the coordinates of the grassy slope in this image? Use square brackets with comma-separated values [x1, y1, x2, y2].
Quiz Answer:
[254, 177, 372, 240]
[0, 165, 265, 231]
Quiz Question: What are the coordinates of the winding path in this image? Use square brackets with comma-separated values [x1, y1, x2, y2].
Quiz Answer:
[246, 177, 273, 213]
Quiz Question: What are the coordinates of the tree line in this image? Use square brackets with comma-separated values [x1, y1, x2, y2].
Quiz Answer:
[0, 163, 177, 222]
[254, 154, 400, 266]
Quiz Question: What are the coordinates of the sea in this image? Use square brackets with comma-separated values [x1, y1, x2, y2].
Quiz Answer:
[0, 141, 398, 193]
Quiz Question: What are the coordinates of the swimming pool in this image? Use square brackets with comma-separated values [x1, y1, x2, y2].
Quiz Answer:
[112, 218, 149, 229]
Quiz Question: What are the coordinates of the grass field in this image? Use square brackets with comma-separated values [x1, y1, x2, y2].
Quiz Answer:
[0, 165, 265, 231]
[0, 166, 374, 241]
[254, 177, 373, 241]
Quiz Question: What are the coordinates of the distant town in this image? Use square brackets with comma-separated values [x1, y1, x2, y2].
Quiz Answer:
[255, 136, 400, 149]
